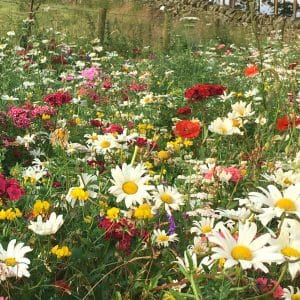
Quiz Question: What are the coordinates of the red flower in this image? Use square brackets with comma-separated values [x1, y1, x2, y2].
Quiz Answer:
[176, 106, 192, 115]
[44, 91, 72, 106]
[276, 115, 300, 131]
[256, 278, 283, 299]
[90, 119, 103, 127]
[184, 84, 225, 102]
[103, 124, 123, 134]
[174, 120, 201, 139]
[244, 65, 259, 77]
[129, 83, 147, 92]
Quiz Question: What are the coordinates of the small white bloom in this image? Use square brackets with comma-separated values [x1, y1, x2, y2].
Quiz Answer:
[153, 229, 178, 248]
[28, 212, 64, 235]
[0, 239, 32, 278]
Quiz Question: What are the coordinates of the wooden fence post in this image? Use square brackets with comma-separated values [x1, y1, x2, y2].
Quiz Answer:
[98, 7, 108, 44]
[292, 0, 297, 19]
[274, 0, 278, 16]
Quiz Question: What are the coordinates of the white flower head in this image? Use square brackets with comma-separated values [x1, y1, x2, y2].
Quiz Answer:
[208, 117, 242, 135]
[153, 185, 184, 214]
[208, 221, 282, 273]
[153, 229, 178, 248]
[28, 212, 64, 235]
[0, 239, 32, 278]
[109, 163, 154, 208]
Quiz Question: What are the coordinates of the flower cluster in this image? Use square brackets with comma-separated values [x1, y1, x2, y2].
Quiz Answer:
[43, 91, 72, 106]
[98, 217, 148, 253]
[0, 174, 24, 202]
[184, 84, 225, 102]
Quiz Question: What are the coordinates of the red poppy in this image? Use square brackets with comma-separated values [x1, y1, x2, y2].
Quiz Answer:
[176, 106, 192, 115]
[174, 120, 201, 139]
[244, 65, 259, 77]
[276, 115, 300, 131]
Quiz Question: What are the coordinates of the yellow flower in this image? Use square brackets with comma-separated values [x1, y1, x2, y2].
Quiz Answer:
[106, 207, 120, 220]
[4, 208, 22, 221]
[70, 187, 89, 201]
[0, 209, 6, 220]
[33, 199, 50, 217]
[51, 245, 72, 259]
[50, 128, 69, 148]
[84, 215, 92, 223]
[157, 150, 171, 161]
[42, 114, 51, 120]
[134, 203, 153, 219]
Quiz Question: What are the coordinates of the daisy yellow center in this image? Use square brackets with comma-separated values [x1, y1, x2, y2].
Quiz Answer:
[201, 225, 212, 234]
[100, 140, 111, 148]
[283, 178, 293, 186]
[122, 181, 138, 195]
[291, 294, 300, 300]
[275, 198, 296, 211]
[4, 257, 17, 267]
[160, 193, 173, 204]
[231, 245, 253, 261]
[220, 126, 228, 134]
[157, 235, 169, 242]
[70, 187, 89, 201]
[232, 119, 241, 127]
[281, 246, 300, 258]
[194, 245, 204, 254]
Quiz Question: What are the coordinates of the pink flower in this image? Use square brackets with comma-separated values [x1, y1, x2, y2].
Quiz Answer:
[256, 278, 283, 299]
[81, 66, 100, 81]
[223, 167, 243, 183]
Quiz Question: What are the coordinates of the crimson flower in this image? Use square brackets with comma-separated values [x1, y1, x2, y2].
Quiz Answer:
[174, 120, 201, 139]
[184, 84, 225, 102]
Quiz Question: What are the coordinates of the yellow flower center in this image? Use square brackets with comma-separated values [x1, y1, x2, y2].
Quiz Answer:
[201, 225, 212, 234]
[283, 178, 293, 186]
[281, 246, 300, 258]
[232, 119, 241, 128]
[231, 245, 253, 260]
[220, 126, 228, 134]
[100, 140, 111, 148]
[291, 294, 300, 300]
[275, 198, 296, 211]
[70, 187, 89, 201]
[122, 181, 138, 195]
[4, 257, 17, 267]
[160, 193, 173, 204]
[157, 235, 169, 242]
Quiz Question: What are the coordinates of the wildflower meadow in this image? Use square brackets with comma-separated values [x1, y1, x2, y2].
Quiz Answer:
[0, 15, 299, 300]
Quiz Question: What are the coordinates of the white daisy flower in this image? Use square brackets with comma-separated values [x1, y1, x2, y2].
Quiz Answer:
[283, 286, 300, 300]
[153, 229, 178, 248]
[190, 217, 215, 236]
[231, 101, 254, 118]
[84, 132, 100, 144]
[66, 173, 98, 207]
[0, 239, 32, 278]
[188, 236, 209, 255]
[28, 212, 64, 235]
[152, 185, 184, 214]
[91, 134, 120, 154]
[109, 163, 154, 208]
[208, 221, 282, 272]
[248, 184, 300, 226]
[217, 207, 251, 222]
[270, 220, 300, 279]
[208, 117, 242, 135]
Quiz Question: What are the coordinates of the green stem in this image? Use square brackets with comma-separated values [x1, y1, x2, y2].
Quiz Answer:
[190, 274, 202, 300]
[130, 145, 139, 166]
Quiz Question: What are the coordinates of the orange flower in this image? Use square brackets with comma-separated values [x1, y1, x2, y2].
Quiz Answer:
[244, 65, 259, 77]
[174, 120, 201, 139]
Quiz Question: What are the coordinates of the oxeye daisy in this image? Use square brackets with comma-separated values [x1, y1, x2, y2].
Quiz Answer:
[190, 217, 215, 236]
[92, 134, 120, 154]
[153, 229, 178, 248]
[0, 239, 32, 278]
[283, 286, 300, 300]
[109, 163, 154, 208]
[248, 184, 300, 226]
[208, 221, 282, 272]
[66, 173, 98, 207]
[270, 220, 300, 279]
[153, 185, 184, 214]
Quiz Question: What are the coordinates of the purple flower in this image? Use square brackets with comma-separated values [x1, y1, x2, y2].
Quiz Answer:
[167, 214, 176, 235]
